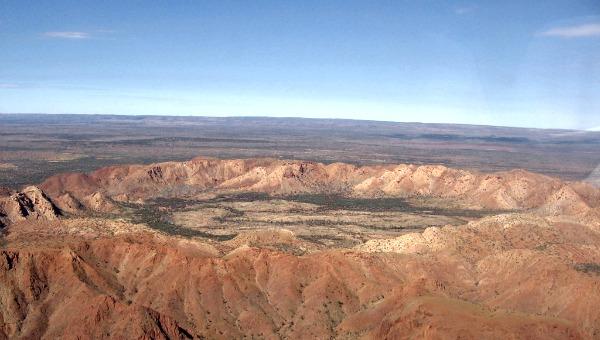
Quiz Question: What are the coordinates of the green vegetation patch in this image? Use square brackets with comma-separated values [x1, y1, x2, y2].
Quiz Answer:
[574, 263, 600, 275]
[119, 200, 237, 241]
[285, 194, 501, 218]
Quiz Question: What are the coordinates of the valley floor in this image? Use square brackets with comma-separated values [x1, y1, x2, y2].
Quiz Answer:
[1, 156, 600, 339]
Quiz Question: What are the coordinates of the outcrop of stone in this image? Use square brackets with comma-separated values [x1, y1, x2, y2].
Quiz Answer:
[2, 213, 599, 338]
[39, 157, 599, 216]
[0, 186, 60, 228]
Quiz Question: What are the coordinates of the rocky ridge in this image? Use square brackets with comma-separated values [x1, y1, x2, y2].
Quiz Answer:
[2, 212, 599, 338]
[0, 186, 60, 228]
[38, 157, 599, 216]
[1, 157, 600, 339]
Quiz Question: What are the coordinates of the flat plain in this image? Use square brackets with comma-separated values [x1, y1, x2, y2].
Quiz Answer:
[2, 114, 600, 189]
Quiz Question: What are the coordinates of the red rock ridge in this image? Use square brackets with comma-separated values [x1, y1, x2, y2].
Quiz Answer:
[38, 157, 600, 215]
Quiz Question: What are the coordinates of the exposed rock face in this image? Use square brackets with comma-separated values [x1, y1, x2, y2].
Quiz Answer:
[40, 157, 600, 215]
[0, 186, 60, 227]
[1, 157, 599, 338]
[82, 192, 116, 213]
[1, 213, 599, 339]
[0, 244, 193, 339]
[53, 192, 83, 214]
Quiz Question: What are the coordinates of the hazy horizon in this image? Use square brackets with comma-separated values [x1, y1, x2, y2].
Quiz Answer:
[4, 112, 600, 132]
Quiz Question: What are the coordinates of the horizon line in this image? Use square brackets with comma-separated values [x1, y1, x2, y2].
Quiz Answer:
[0, 112, 592, 132]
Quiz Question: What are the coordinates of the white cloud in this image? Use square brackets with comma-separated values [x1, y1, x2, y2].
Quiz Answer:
[539, 23, 600, 38]
[43, 31, 90, 39]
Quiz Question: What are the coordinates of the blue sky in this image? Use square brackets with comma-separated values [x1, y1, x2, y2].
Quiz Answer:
[1, 1, 599, 129]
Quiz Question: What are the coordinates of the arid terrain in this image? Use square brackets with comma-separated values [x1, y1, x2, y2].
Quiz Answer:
[1, 151, 600, 339]
[2, 114, 600, 189]
[3, 0, 599, 336]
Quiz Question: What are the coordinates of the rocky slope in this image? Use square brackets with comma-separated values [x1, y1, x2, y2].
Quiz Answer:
[39, 157, 599, 215]
[1, 212, 599, 339]
[1, 157, 599, 339]
[0, 186, 60, 228]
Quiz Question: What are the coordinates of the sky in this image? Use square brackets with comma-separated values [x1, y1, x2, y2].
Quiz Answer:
[1, 1, 599, 129]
